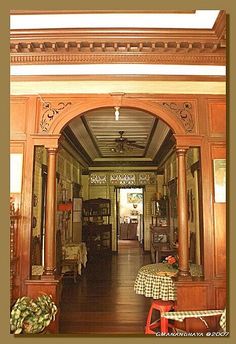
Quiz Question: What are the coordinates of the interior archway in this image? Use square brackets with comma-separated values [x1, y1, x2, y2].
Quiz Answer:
[48, 97, 186, 136]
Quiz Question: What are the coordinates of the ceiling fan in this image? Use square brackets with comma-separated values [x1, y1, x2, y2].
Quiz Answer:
[111, 131, 145, 153]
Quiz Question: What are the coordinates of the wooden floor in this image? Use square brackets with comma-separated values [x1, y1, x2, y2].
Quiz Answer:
[59, 240, 151, 335]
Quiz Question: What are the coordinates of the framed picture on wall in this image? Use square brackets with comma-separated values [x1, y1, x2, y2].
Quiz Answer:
[127, 193, 143, 204]
[213, 159, 226, 203]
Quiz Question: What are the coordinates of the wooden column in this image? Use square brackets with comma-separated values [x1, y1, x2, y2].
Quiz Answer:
[176, 147, 191, 278]
[42, 148, 57, 279]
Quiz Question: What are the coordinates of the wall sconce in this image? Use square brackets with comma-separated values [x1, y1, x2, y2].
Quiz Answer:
[114, 106, 120, 121]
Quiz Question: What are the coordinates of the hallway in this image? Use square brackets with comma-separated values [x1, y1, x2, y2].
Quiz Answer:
[59, 240, 151, 335]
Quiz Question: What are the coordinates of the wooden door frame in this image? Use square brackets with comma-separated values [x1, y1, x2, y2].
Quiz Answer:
[115, 186, 145, 253]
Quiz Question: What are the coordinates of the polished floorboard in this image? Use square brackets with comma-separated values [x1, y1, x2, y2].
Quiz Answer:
[59, 240, 151, 335]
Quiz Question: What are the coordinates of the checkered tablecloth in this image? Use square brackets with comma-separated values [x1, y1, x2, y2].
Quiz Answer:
[134, 264, 177, 300]
[162, 309, 226, 331]
[219, 309, 226, 331]
[134, 263, 203, 301]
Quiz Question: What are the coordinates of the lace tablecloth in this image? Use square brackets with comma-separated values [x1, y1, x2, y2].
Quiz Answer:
[62, 242, 87, 275]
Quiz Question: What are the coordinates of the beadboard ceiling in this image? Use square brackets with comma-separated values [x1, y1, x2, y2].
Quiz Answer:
[63, 107, 174, 167]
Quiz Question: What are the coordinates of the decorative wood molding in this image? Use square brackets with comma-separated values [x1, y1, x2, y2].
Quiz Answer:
[10, 74, 226, 82]
[39, 101, 72, 132]
[10, 52, 225, 66]
[174, 134, 204, 147]
[162, 102, 194, 132]
[10, 24, 226, 66]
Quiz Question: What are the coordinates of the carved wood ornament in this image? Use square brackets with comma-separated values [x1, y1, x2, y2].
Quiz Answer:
[40, 101, 72, 132]
[162, 102, 194, 132]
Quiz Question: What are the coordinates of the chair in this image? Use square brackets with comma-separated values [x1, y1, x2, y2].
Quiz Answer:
[145, 299, 176, 334]
[162, 308, 226, 332]
[61, 259, 78, 283]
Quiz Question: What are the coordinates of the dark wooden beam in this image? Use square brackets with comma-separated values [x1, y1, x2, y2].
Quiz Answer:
[81, 115, 102, 157]
[63, 126, 93, 166]
[153, 130, 175, 166]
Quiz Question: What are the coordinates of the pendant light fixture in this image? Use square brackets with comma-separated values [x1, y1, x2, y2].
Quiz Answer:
[114, 106, 120, 120]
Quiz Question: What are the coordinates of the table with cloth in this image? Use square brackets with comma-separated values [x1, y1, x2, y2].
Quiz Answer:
[62, 242, 87, 275]
[134, 263, 202, 301]
[134, 264, 227, 334]
[162, 308, 227, 332]
[32, 242, 88, 279]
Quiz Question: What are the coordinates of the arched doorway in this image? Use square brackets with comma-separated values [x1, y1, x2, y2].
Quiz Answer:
[27, 94, 204, 334]
[32, 95, 196, 281]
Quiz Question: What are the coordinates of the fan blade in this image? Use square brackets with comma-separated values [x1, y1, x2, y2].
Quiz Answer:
[126, 142, 145, 149]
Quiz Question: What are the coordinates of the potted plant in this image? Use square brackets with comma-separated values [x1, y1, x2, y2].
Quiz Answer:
[10, 294, 57, 334]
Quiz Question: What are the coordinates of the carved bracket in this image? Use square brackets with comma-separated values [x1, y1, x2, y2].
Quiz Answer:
[162, 102, 194, 132]
[39, 101, 72, 132]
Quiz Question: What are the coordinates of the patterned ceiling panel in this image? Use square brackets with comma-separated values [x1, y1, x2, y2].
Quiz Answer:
[68, 107, 172, 165]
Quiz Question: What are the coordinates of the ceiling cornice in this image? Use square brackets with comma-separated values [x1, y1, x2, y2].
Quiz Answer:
[10, 15, 226, 66]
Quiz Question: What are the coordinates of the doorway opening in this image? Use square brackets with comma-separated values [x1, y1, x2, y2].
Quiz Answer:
[116, 187, 144, 252]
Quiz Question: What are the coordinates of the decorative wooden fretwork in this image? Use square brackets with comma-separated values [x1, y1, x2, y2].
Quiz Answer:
[90, 173, 107, 185]
[89, 172, 157, 186]
[162, 102, 194, 132]
[138, 172, 156, 185]
[39, 101, 72, 132]
[110, 173, 136, 186]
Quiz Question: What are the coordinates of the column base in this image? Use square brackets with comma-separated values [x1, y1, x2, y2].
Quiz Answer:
[41, 273, 57, 280]
[176, 270, 192, 281]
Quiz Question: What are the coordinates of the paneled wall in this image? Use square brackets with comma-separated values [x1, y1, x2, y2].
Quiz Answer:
[10, 93, 226, 315]
[161, 148, 201, 263]
[32, 145, 84, 249]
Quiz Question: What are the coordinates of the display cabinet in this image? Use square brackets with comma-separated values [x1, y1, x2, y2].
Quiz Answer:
[82, 198, 112, 256]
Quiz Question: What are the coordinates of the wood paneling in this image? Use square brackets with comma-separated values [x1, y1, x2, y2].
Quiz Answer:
[215, 286, 226, 309]
[213, 203, 226, 278]
[10, 92, 227, 329]
[176, 282, 213, 332]
[208, 102, 226, 137]
[10, 98, 27, 135]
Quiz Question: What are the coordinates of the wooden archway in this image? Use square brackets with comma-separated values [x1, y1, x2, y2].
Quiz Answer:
[37, 94, 193, 288]
[47, 96, 186, 136]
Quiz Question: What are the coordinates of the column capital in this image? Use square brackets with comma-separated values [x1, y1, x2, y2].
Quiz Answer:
[46, 147, 58, 154]
[176, 146, 189, 156]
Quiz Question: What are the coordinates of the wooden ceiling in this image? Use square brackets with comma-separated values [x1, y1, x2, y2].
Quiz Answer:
[63, 107, 173, 167]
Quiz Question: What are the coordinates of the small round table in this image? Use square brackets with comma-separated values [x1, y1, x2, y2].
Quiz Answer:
[134, 263, 203, 334]
[134, 263, 178, 301]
